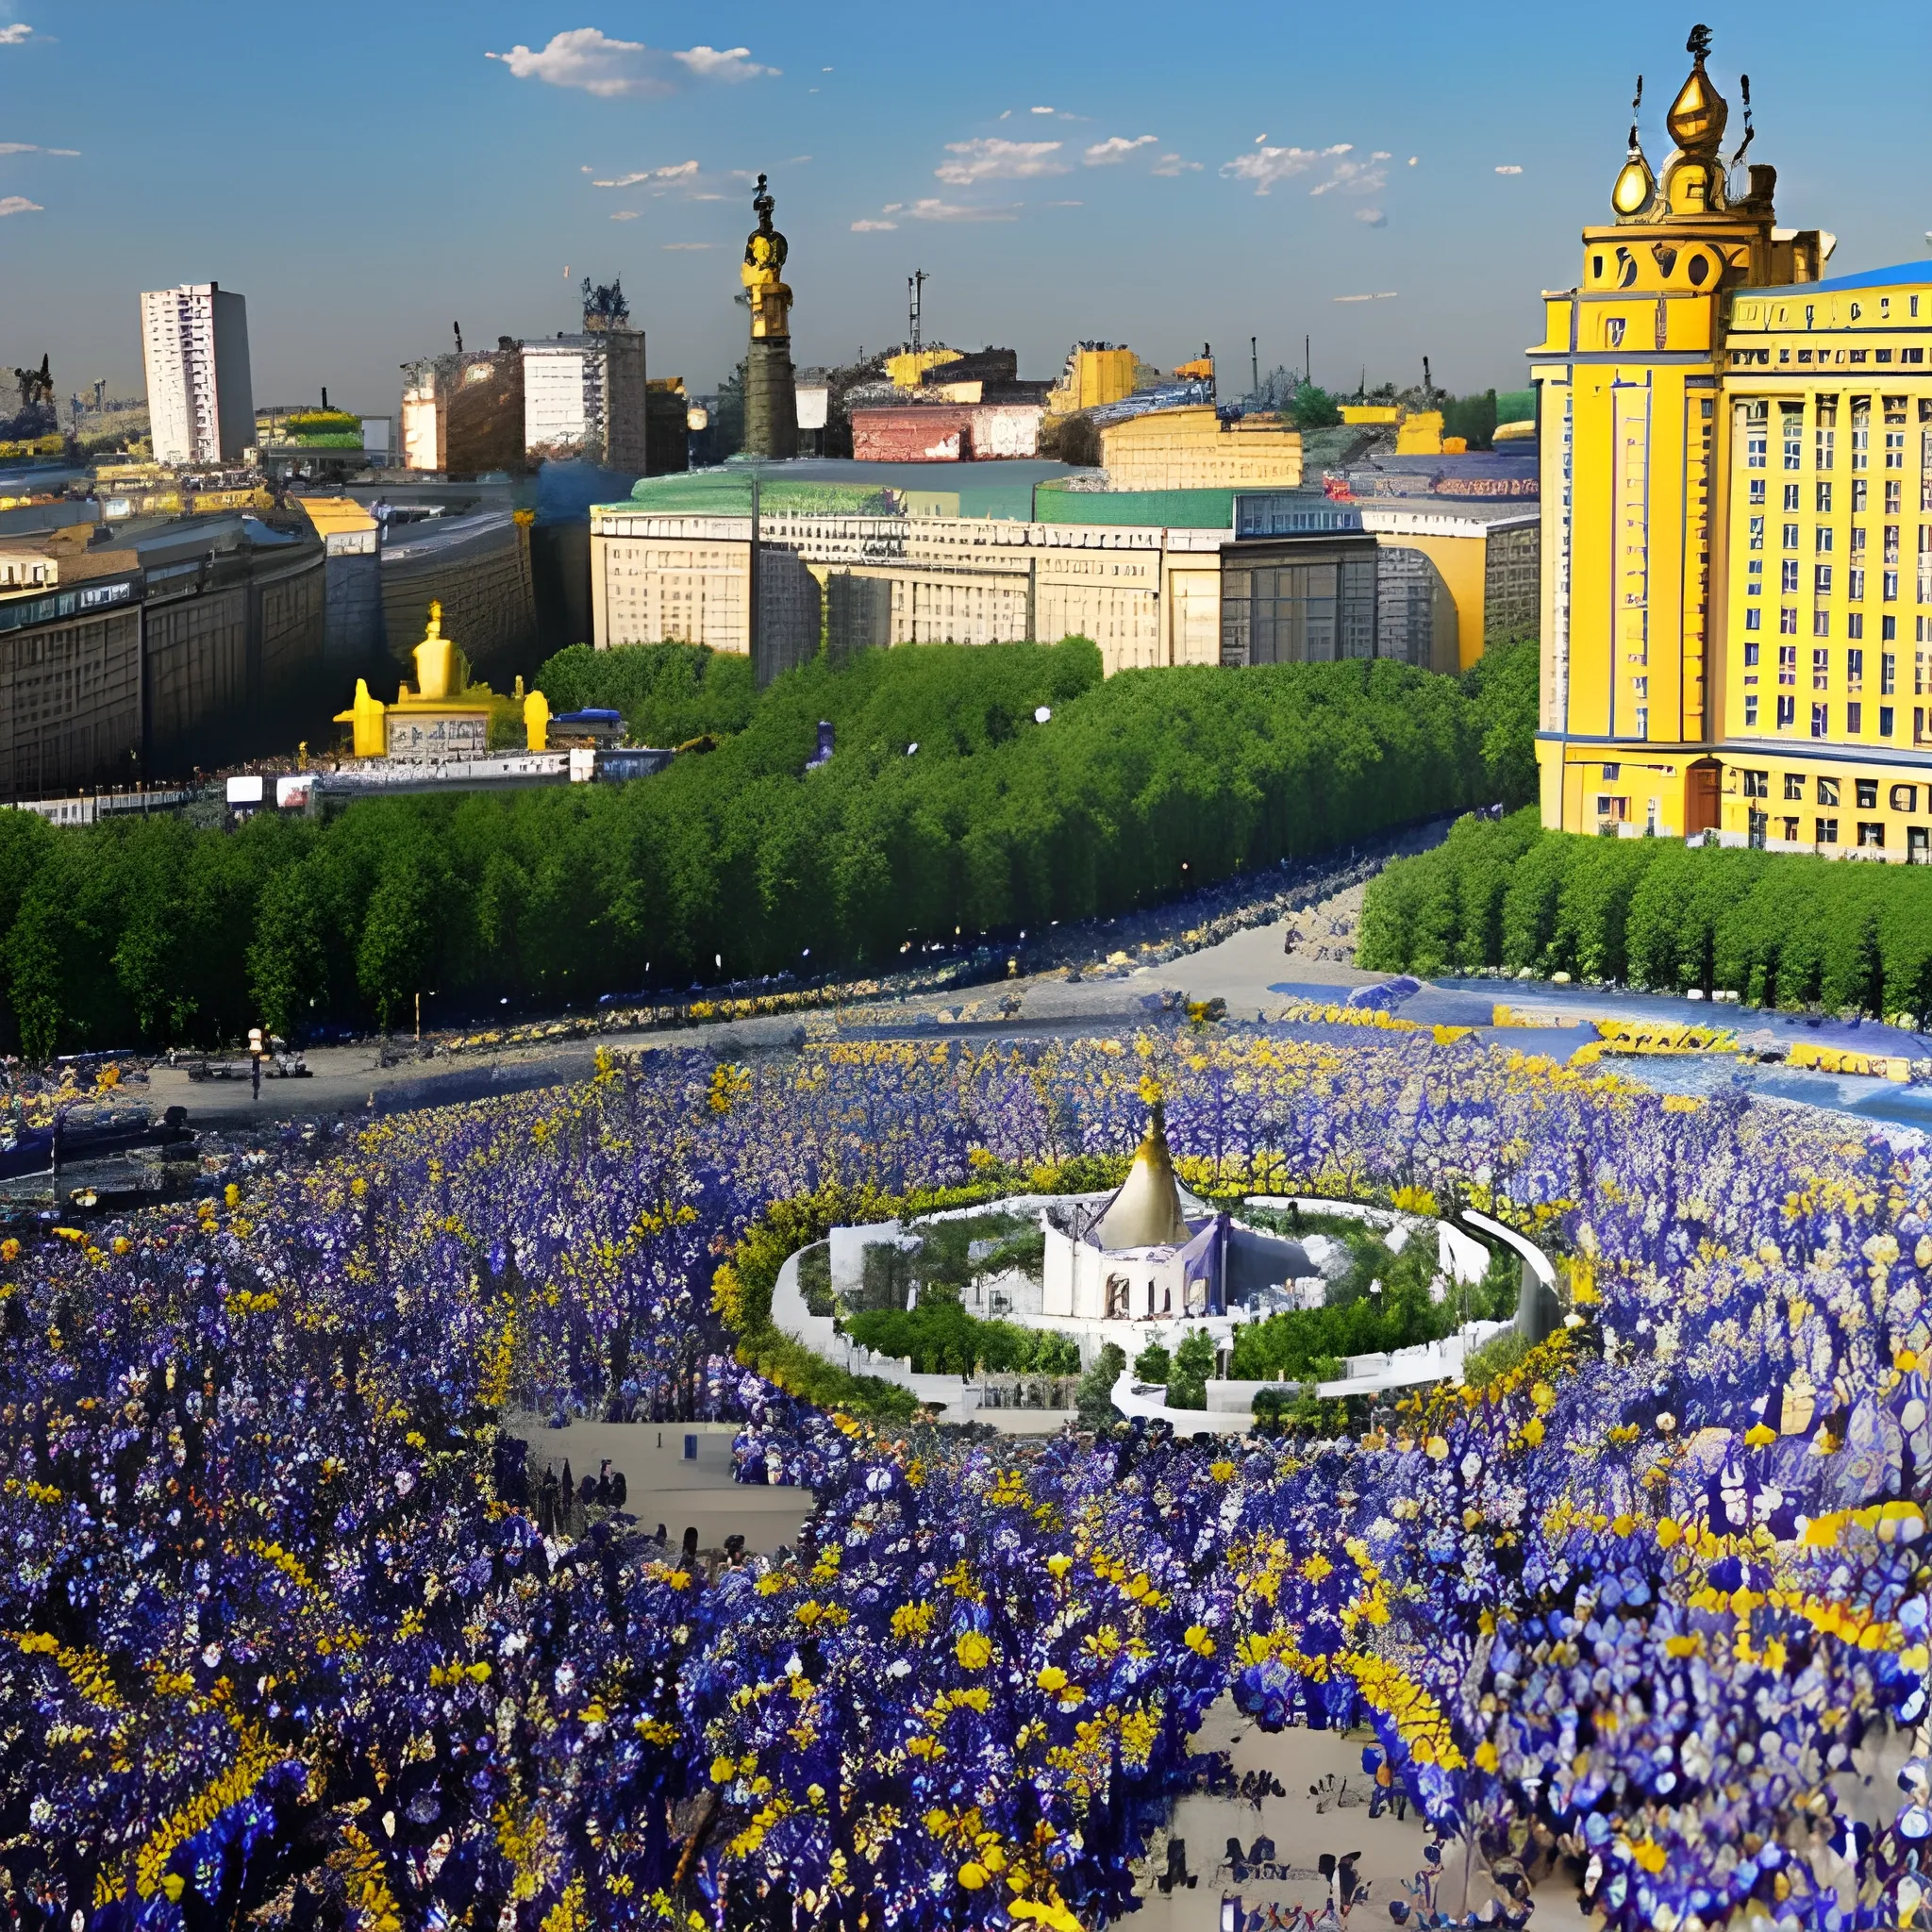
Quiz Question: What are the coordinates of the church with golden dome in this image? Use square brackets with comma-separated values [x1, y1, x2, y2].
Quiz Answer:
[1534, 26, 1932, 859]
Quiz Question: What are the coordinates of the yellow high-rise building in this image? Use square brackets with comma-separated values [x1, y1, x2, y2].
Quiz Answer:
[1532, 27, 1847, 841]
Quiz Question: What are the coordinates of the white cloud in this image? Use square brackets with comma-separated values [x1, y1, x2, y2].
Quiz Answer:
[1221, 142, 1352, 196]
[662, 242, 713, 250]
[1151, 153, 1201, 175]
[901, 198, 1020, 222]
[1084, 134, 1157, 166]
[673, 44, 776, 81]
[1334, 290, 1398, 302]
[785, 154, 812, 165]
[487, 28, 664, 95]
[1309, 153, 1388, 197]
[1353, 207, 1387, 226]
[936, 137, 1064, 184]
[1494, 164, 1523, 175]
[0, 194, 42, 214]
[851, 218, 898, 231]
[0, 23, 31, 44]
[486, 28, 774, 97]
[0, 140, 75, 154]
[1044, 199, 1083, 207]
[1030, 105, 1055, 115]
[1407, 156, 1418, 166]
[591, 159, 699, 189]
[609, 209, 639, 220]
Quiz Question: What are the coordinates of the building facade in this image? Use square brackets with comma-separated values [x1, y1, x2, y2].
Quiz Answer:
[1710, 289, 1932, 855]
[0, 515, 325, 797]
[849, 402, 1044, 462]
[1228, 497, 1540, 674]
[1099, 406, 1303, 492]
[140, 283, 255, 465]
[1531, 30, 1840, 841]
[522, 330, 647, 471]
[589, 506, 1226, 677]
[402, 341, 528, 477]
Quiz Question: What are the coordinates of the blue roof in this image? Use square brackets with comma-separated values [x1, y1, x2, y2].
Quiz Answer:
[1755, 258, 1932, 297]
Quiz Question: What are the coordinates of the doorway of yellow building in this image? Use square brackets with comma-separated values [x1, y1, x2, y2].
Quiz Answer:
[1686, 758, 1722, 836]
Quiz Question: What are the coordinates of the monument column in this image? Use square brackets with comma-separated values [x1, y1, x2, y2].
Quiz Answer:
[740, 173, 799, 459]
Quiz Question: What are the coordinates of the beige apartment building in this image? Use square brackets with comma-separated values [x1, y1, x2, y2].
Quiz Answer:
[589, 507, 1227, 677]
[1098, 407, 1304, 492]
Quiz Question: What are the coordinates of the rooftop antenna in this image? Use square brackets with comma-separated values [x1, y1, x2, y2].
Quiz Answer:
[908, 270, 928, 351]
[453, 321, 463, 354]
[1251, 335, 1259, 398]
[1730, 73, 1755, 178]
[1423, 354, 1433, 404]
[1627, 75, 1643, 153]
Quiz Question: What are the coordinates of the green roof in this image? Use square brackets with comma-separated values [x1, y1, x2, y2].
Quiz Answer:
[597, 462, 1239, 528]
[1033, 486, 1233, 530]
[614, 473, 898, 517]
[601, 458, 1084, 525]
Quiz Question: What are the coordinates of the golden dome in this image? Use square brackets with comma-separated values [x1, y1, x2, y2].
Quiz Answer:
[1097, 1104, 1191, 1251]
[1612, 151, 1656, 219]
[1666, 26, 1727, 154]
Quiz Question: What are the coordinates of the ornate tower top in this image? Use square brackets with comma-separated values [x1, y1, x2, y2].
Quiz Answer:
[1666, 24, 1727, 153]
[1607, 24, 1773, 227]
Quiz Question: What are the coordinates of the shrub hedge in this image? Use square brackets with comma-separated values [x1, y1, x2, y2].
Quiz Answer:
[1359, 808, 1932, 1013]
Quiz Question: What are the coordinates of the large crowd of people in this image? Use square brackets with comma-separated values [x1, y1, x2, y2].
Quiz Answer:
[2, 1026, 1927, 1927]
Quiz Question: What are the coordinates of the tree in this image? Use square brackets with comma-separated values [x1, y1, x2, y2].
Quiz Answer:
[1075, 1341, 1126, 1430]
[1132, 1338, 1171, 1384]
[1441, 389, 1499, 451]
[1167, 1328, 1216, 1410]
[248, 858, 334, 1037]
[1291, 385, 1342, 430]
[1462, 636, 1539, 808]
[357, 860, 441, 1032]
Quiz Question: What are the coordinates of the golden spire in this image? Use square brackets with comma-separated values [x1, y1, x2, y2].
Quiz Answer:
[1666, 25, 1727, 154]
[1097, 1102, 1191, 1251]
[1611, 73, 1656, 219]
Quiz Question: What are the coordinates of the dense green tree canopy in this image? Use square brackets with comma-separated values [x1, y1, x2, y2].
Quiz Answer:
[0, 638, 1522, 1058]
[1360, 807, 1932, 1015]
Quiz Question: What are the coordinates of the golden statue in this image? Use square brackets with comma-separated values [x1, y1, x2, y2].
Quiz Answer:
[741, 172, 792, 341]
[335, 600, 551, 761]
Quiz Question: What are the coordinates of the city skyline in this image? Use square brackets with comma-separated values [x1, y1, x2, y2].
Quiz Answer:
[5, 0, 1932, 417]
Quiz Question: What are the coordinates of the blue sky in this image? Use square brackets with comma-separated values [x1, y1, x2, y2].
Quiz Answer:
[4, 2, 1932, 418]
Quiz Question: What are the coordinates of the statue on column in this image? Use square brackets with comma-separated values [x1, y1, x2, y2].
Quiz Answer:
[739, 173, 798, 458]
